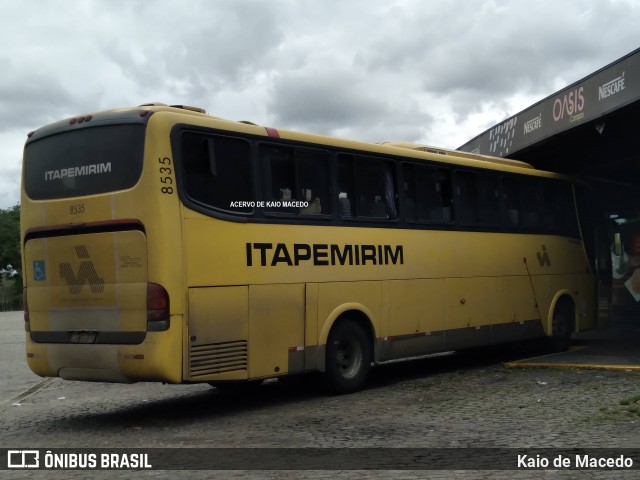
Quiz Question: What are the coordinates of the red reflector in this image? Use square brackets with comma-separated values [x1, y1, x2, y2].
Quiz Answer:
[265, 127, 280, 138]
[69, 115, 92, 124]
[27, 352, 35, 358]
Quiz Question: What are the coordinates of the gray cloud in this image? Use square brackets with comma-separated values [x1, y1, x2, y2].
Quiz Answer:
[354, 0, 640, 117]
[0, 64, 78, 131]
[0, 0, 638, 208]
[100, 0, 285, 98]
[270, 71, 388, 131]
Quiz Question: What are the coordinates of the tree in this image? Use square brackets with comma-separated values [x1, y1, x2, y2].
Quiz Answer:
[0, 204, 21, 284]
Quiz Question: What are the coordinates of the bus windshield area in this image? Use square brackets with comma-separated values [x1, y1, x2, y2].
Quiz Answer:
[24, 124, 145, 200]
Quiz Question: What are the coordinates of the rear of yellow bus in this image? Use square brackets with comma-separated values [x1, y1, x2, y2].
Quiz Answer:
[21, 106, 185, 383]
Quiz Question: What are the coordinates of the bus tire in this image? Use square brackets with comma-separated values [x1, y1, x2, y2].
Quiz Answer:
[324, 319, 372, 394]
[548, 302, 574, 352]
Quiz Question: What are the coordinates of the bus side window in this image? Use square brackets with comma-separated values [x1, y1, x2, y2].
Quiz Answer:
[383, 163, 397, 219]
[456, 171, 479, 225]
[181, 133, 253, 213]
[477, 174, 501, 226]
[260, 144, 332, 216]
[354, 157, 397, 219]
[540, 182, 557, 229]
[337, 154, 356, 217]
[521, 181, 542, 228]
[439, 171, 453, 222]
[296, 148, 331, 215]
[543, 181, 577, 234]
[403, 164, 452, 223]
[402, 165, 417, 221]
[456, 171, 500, 227]
[260, 144, 296, 213]
[502, 177, 521, 227]
[556, 184, 579, 236]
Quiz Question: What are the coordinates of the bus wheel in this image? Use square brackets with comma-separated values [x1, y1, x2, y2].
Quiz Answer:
[548, 303, 574, 352]
[325, 320, 372, 394]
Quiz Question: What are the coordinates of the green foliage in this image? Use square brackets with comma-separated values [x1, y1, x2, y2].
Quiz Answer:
[0, 205, 21, 307]
[0, 204, 21, 276]
[0, 205, 22, 295]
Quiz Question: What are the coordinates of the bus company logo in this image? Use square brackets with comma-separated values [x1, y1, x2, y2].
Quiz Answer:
[537, 245, 551, 267]
[8, 450, 39, 468]
[599, 71, 625, 101]
[59, 245, 105, 294]
[44, 162, 112, 181]
[246, 243, 404, 267]
[552, 87, 585, 123]
[523, 114, 542, 135]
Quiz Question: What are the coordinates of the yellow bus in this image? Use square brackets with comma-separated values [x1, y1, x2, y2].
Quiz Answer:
[21, 103, 596, 393]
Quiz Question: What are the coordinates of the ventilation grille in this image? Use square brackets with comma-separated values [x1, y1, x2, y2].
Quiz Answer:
[190, 340, 248, 378]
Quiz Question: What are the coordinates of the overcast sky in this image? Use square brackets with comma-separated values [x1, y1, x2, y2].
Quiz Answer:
[1, 0, 638, 208]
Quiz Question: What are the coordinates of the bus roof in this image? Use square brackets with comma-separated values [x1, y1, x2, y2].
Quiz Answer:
[377, 141, 535, 169]
[29, 103, 561, 179]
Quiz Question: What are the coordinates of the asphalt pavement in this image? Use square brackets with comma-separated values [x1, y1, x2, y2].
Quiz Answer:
[506, 310, 640, 370]
[0, 311, 47, 408]
[1, 310, 639, 480]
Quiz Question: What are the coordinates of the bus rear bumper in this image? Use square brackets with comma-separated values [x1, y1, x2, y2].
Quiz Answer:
[59, 367, 132, 383]
[25, 317, 183, 384]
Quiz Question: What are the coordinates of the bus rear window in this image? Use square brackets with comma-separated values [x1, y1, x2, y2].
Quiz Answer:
[24, 125, 145, 200]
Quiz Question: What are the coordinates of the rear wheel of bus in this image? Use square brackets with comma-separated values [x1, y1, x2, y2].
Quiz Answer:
[324, 319, 372, 394]
[548, 299, 575, 352]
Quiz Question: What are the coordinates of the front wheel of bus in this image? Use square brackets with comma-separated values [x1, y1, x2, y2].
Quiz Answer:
[325, 320, 372, 394]
[548, 303, 574, 352]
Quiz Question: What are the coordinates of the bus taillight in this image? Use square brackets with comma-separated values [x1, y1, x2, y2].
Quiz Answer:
[23, 288, 30, 332]
[147, 283, 170, 332]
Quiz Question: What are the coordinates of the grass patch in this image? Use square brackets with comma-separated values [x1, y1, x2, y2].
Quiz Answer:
[618, 395, 640, 418]
[619, 394, 640, 406]
[574, 399, 640, 424]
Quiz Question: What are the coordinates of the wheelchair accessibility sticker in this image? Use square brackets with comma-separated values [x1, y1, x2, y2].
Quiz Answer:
[33, 260, 46, 281]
